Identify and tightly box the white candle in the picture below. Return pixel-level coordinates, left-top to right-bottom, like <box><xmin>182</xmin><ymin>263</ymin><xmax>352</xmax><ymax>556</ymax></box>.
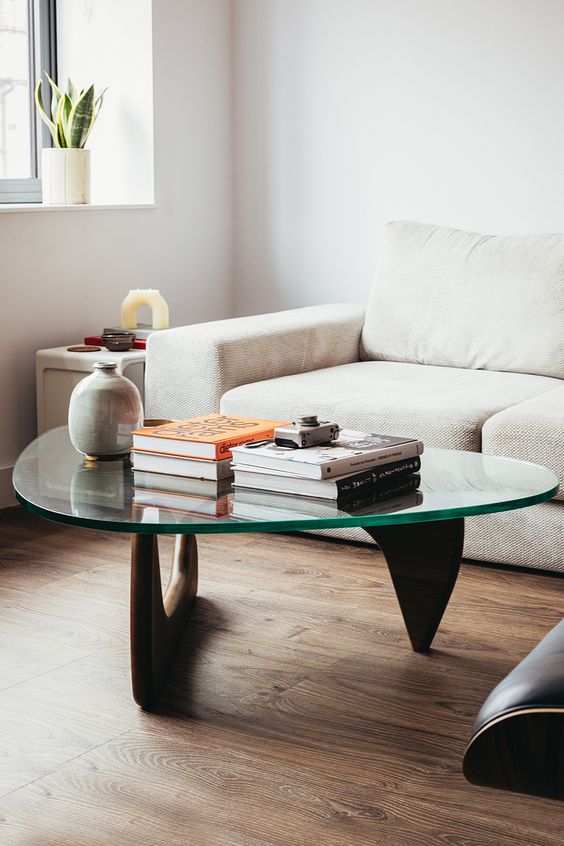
<box><xmin>120</xmin><ymin>289</ymin><xmax>170</xmax><ymax>330</ymax></box>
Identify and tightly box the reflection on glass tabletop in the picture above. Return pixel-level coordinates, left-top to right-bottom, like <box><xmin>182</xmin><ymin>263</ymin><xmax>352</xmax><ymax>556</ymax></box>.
<box><xmin>13</xmin><ymin>426</ymin><xmax>559</xmax><ymax>535</ymax></box>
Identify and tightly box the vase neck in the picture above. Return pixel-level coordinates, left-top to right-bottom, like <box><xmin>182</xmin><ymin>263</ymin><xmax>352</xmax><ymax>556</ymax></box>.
<box><xmin>93</xmin><ymin>361</ymin><xmax>118</xmax><ymax>376</ymax></box>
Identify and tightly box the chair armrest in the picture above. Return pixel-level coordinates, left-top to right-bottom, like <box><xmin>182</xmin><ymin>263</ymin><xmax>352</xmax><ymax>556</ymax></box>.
<box><xmin>482</xmin><ymin>385</ymin><xmax>564</xmax><ymax>501</ymax></box>
<box><xmin>145</xmin><ymin>303</ymin><xmax>365</xmax><ymax>419</ymax></box>
<box><xmin>463</xmin><ymin>618</ymin><xmax>564</xmax><ymax>799</ymax></box>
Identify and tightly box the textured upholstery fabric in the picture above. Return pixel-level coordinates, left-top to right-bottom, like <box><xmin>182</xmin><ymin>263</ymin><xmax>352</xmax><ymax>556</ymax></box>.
<box><xmin>145</xmin><ymin>303</ymin><xmax>365</xmax><ymax>420</ymax></box>
<box><xmin>305</xmin><ymin>500</ymin><xmax>564</xmax><ymax>574</ymax></box>
<box><xmin>482</xmin><ymin>385</ymin><xmax>564</xmax><ymax>501</ymax></box>
<box><xmin>464</xmin><ymin>501</ymin><xmax>564</xmax><ymax>572</ymax></box>
<box><xmin>361</xmin><ymin>221</ymin><xmax>564</xmax><ymax>378</ymax></box>
<box><xmin>221</xmin><ymin>360</ymin><xmax>561</xmax><ymax>451</ymax></box>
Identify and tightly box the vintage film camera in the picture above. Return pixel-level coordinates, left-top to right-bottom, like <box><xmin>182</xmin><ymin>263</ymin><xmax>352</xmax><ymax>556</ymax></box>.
<box><xmin>274</xmin><ymin>415</ymin><xmax>340</xmax><ymax>449</ymax></box>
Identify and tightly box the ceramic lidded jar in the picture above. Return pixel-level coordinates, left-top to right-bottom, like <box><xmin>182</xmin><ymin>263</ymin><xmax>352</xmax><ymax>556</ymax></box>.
<box><xmin>68</xmin><ymin>361</ymin><xmax>143</xmax><ymax>460</ymax></box>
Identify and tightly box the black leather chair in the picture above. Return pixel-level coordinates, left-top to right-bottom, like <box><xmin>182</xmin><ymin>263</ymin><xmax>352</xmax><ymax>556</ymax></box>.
<box><xmin>464</xmin><ymin>618</ymin><xmax>564</xmax><ymax>800</ymax></box>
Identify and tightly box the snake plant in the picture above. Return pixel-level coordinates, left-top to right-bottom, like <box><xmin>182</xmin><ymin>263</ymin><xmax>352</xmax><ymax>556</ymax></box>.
<box><xmin>35</xmin><ymin>74</ymin><xmax>107</xmax><ymax>148</ymax></box>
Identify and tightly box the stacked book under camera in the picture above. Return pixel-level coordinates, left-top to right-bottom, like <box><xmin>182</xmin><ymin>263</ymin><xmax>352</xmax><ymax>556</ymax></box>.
<box><xmin>230</xmin><ymin>430</ymin><xmax>424</xmax><ymax>517</ymax></box>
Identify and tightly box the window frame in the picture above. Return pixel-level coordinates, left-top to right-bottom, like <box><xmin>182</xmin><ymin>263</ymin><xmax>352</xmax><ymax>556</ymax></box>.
<box><xmin>0</xmin><ymin>0</ymin><xmax>57</xmax><ymax>203</ymax></box>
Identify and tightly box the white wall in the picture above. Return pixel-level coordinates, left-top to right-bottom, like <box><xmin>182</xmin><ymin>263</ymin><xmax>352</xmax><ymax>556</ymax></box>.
<box><xmin>233</xmin><ymin>0</ymin><xmax>564</xmax><ymax>314</ymax></box>
<box><xmin>56</xmin><ymin>0</ymin><xmax>154</xmax><ymax>205</ymax></box>
<box><xmin>0</xmin><ymin>0</ymin><xmax>232</xmax><ymax>507</ymax></box>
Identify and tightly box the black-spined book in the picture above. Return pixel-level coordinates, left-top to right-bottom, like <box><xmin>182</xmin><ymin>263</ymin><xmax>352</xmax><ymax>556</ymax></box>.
<box><xmin>232</xmin><ymin>455</ymin><xmax>421</xmax><ymax>500</ymax></box>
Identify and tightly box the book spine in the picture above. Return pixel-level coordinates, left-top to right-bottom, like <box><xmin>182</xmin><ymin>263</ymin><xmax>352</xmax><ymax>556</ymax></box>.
<box><xmin>339</xmin><ymin>474</ymin><xmax>420</xmax><ymax>509</ymax></box>
<box><xmin>319</xmin><ymin>440</ymin><xmax>423</xmax><ymax>480</ymax></box>
<box><xmin>333</xmin><ymin>456</ymin><xmax>421</xmax><ymax>496</ymax></box>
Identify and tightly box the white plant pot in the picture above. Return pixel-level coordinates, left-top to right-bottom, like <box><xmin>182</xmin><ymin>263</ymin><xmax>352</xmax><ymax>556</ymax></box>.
<box><xmin>41</xmin><ymin>148</ymin><xmax>91</xmax><ymax>205</ymax></box>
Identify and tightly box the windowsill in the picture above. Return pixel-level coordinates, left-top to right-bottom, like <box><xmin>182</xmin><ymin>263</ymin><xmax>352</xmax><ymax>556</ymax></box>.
<box><xmin>0</xmin><ymin>202</ymin><xmax>156</xmax><ymax>213</ymax></box>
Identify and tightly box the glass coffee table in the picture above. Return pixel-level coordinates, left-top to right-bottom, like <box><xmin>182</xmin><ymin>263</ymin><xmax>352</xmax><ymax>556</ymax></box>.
<box><xmin>13</xmin><ymin>426</ymin><xmax>558</xmax><ymax>710</ymax></box>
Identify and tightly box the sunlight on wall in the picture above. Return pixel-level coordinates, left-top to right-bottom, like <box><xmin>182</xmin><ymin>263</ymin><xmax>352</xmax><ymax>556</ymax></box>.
<box><xmin>56</xmin><ymin>0</ymin><xmax>154</xmax><ymax>204</ymax></box>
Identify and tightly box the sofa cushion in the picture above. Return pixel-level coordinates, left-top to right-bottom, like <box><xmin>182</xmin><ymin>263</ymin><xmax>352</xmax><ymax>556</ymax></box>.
<box><xmin>482</xmin><ymin>385</ymin><xmax>564</xmax><ymax>501</ymax></box>
<box><xmin>361</xmin><ymin>221</ymin><xmax>564</xmax><ymax>379</ymax></box>
<box><xmin>220</xmin><ymin>361</ymin><xmax>561</xmax><ymax>451</ymax></box>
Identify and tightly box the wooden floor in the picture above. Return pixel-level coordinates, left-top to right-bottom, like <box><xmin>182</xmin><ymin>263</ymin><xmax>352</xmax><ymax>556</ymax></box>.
<box><xmin>0</xmin><ymin>509</ymin><xmax>563</xmax><ymax>845</ymax></box>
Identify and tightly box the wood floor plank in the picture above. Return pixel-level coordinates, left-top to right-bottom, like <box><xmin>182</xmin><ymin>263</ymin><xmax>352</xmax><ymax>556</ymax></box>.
<box><xmin>0</xmin><ymin>508</ymin><xmax>563</xmax><ymax>844</ymax></box>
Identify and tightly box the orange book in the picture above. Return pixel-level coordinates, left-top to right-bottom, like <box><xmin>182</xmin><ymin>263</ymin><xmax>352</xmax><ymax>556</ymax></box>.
<box><xmin>132</xmin><ymin>413</ymin><xmax>289</xmax><ymax>461</ymax></box>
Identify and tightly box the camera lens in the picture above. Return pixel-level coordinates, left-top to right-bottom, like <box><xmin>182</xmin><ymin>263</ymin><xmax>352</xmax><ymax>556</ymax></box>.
<box><xmin>298</xmin><ymin>415</ymin><xmax>319</xmax><ymax>427</ymax></box>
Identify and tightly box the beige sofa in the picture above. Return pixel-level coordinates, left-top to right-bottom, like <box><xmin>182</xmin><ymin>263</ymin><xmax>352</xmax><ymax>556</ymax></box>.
<box><xmin>145</xmin><ymin>221</ymin><xmax>564</xmax><ymax>573</ymax></box>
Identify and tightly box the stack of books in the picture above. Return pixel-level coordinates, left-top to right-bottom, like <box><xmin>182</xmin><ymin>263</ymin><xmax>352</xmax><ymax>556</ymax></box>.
<box><xmin>231</xmin><ymin>431</ymin><xmax>424</xmax><ymax>503</ymax></box>
<box><xmin>131</xmin><ymin>413</ymin><xmax>288</xmax><ymax>514</ymax></box>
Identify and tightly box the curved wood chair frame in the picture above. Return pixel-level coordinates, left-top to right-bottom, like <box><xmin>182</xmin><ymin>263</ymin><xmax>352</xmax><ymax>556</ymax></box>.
<box><xmin>464</xmin><ymin>618</ymin><xmax>564</xmax><ymax>800</ymax></box>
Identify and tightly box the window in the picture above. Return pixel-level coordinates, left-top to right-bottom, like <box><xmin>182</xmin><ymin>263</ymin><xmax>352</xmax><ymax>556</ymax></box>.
<box><xmin>0</xmin><ymin>0</ymin><xmax>56</xmax><ymax>202</ymax></box>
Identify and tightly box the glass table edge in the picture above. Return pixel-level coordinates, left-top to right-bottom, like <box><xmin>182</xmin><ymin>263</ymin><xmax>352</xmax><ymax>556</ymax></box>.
<box><xmin>14</xmin><ymin>482</ymin><xmax>560</xmax><ymax>537</ymax></box>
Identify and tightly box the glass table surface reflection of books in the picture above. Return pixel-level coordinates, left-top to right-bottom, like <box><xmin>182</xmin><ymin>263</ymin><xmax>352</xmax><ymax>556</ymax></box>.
<box><xmin>12</xmin><ymin>426</ymin><xmax>559</xmax><ymax>710</ymax></box>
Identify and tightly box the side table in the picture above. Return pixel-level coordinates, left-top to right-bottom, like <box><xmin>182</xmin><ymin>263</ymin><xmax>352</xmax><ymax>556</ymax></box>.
<box><xmin>36</xmin><ymin>345</ymin><xmax>146</xmax><ymax>435</ymax></box>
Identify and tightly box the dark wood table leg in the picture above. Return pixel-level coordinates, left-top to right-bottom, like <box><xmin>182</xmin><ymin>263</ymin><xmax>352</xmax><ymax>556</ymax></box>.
<box><xmin>130</xmin><ymin>533</ymin><xmax>198</xmax><ymax>709</ymax></box>
<box><xmin>365</xmin><ymin>518</ymin><xmax>464</xmax><ymax>652</ymax></box>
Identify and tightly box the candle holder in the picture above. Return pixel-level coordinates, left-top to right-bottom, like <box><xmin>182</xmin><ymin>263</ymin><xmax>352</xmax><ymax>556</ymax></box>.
<box><xmin>121</xmin><ymin>289</ymin><xmax>170</xmax><ymax>331</ymax></box>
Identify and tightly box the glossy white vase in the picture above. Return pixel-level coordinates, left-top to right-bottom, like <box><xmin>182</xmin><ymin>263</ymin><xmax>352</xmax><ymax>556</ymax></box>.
<box><xmin>68</xmin><ymin>362</ymin><xmax>143</xmax><ymax>460</ymax></box>
<box><xmin>41</xmin><ymin>148</ymin><xmax>91</xmax><ymax>205</ymax></box>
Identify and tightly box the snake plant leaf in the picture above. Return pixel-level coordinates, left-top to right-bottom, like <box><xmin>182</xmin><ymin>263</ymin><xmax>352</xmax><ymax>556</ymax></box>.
<box><xmin>63</xmin><ymin>93</ymin><xmax>73</xmax><ymax>144</ymax></box>
<box><xmin>46</xmin><ymin>73</ymin><xmax>63</xmax><ymax>122</ymax></box>
<box><xmin>68</xmin><ymin>84</ymin><xmax>95</xmax><ymax>148</ymax></box>
<box><xmin>36</xmin><ymin>75</ymin><xmax>106</xmax><ymax>148</ymax></box>
<box><xmin>66</xmin><ymin>78</ymin><xmax>79</xmax><ymax>101</ymax></box>
<box><xmin>55</xmin><ymin>92</ymin><xmax>73</xmax><ymax>147</ymax></box>
<box><xmin>94</xmin><ymin>87</ymin><xmax>108</xmax><ymax>115</ymax></box>
<box><xmin>34</xmin><ymin>79</ymin><xmax>58</xmax><ymax>145</ymax></box>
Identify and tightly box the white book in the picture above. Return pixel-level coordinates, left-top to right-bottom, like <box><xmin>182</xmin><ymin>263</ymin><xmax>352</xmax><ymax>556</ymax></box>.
<box><xmin>131</xmin><ymin>450</ymin><xmax>233</xmax><ymax>481</ymax></box>
<box><xmin>230</xmin><ymin>430</ymin><xmax>423</xmax><ymax>480</ymax></box>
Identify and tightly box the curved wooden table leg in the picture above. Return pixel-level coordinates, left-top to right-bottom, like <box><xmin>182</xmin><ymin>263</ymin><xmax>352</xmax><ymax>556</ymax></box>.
<box><xmin>130</xmin><ymin>533</ymin><xmax>198</xmax><ymax>709</ymax></box>
<box><xmin>365</xmin><ymin>518</ymin><xmax>464</xmax><ymax>652</ymax></box>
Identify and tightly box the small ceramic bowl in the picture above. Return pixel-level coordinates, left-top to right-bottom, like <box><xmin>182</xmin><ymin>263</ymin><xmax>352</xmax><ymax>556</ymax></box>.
<box><xmin>101</xmin><ymin>331</ymin><xmax>136</xmax><ymax>352</ymax></box>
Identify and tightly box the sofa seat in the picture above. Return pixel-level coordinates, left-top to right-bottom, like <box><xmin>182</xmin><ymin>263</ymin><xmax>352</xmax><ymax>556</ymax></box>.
<box><xmin>221</xmin><ymin>360</ymin><xmax>562</xmax><ymax>451</ymax></box>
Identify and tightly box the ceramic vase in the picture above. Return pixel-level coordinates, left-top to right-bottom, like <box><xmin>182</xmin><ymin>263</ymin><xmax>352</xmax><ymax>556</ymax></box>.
<box><xmin>68</xmin><ymin>362</ymin><xmax>143</xmax><ymax>460</ymax></box>
<box><xmin>41</xmin><ymin>148</ymin><xmax>91</xmax><ymax>205</ymax></box>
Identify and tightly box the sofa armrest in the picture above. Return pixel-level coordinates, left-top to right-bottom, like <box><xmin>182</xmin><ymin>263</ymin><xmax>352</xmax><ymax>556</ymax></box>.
<box><xmin>482</xmin><ymin>385</ymin><xmax>564</xmax><ymax>501</ymax></box>
<box><xmin>145</xmin><ymin>303</ymin><xmax>365</xmax><ymax>419</ymax></box>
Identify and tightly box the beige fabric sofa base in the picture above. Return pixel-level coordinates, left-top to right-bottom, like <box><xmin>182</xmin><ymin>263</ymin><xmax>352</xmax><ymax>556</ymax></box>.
<box><xmin>302</xmin><ymin>502</ymin><xmax>564</xmax><ymax>574</ymax></box>
<box><xmin>220</xmin><ymin>372</ymin><xmax>564</xmax><ymax>574</ymax></box>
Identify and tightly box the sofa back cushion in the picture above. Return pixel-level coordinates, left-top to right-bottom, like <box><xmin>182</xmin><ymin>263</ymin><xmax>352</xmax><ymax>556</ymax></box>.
<box><xmin>361</xmin><ymin>221</ymin><xmax>564</xmax><ymax>378</ymax></box>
